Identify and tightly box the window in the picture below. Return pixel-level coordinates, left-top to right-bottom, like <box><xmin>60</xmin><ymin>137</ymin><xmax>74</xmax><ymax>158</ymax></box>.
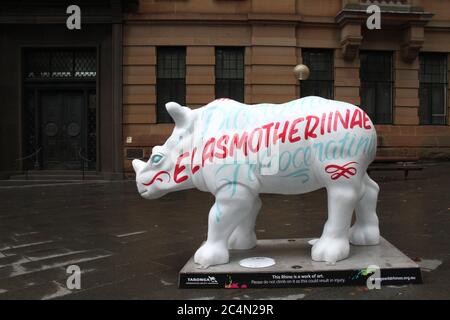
<box><xmin>215</xmin><ymin>47</ymin><xmax>244</xmax><ymax>102</ymax></box>
<box><xmin>360</xmin><ymin>51</ymin><xmax>393</xmax><ymax>124</ymax></box>
<box><xmin>300</xmin><ymin>49</ymin><xmax>334</xmax><ymax>99</ymax></box>
<box><xmin>24</xmin><ymin>48</ymin><xmax>96</xmax><ymax>79</ymax></box>
<box><xmin>156</xmin><ymin>47</ymin><xmax>186</xmax><ymax>123</ymax></box>
<box><xmin>419</xmin><ymin>53</ymin><xmax>448</xmax><ymax>125</ymax></box>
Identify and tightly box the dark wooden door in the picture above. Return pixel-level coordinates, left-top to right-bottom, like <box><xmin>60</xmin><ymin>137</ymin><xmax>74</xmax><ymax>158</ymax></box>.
<box><xmin>40</xmin><ymin>91</ymin><xmax>85</xmax><ymax>170</ymax></box>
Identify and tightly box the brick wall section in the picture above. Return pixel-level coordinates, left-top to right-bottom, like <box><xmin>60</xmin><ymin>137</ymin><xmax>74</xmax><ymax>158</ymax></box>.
<box><xmin>448</xmin><ymin>54</ymin><xmax>450</xmax><ymax>126</ymax></box>
<box><xmin>374</xmin><ymin>51</ymin><xmax>450</xmax><ymax>160</ymax></box>
<box><xmin>123</xmin><ymin>45</ymin><xmax>156</xmax><ymax>171</ymax></box>
<box><xmin>121</xmin><ymin>0</ymin><xmax>450</xmax><ymax>173</ymax></box>
<box><xmin>376</xmin><ymin>126</ymin><xmax>450</xmax><ymax>159</ymax></box>
<box><xmin>247</xmin><ymin>25</ymin><xmax>298</xmax><ymax>104</ymax></box>
<box><xmin>334</xmin><ymin>49</ymin><xmax>360</xmax><ymax>106</ymax></box>
<box><xmin>186</xmin><ymin>46</ymin><xmax>215</xmax><ymax>109</ymax></box>
<box><xmin>393</xmin><ymin>51</ymin><xmax>420</xmax><ymax>125</ymax></box>
<box><xmin>122</xmin><ymin>23</ymin><xmax>301</xmax><ymax>171</ymax></box>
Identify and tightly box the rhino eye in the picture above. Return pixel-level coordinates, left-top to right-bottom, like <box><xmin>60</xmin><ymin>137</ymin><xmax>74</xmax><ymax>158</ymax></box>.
<box><xmin>150</xmin><ymin>154</ymin><xmax>163</xmax><ymax>164</ymax></box>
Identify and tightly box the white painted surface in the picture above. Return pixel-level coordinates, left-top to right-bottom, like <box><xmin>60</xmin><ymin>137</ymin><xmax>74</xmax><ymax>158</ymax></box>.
<box><xmin>134</xmin><ymin>97</ymin><xmax>380</xmax><ymax>266</ymax></box>
<box><xmin>239</xmin><ymin>257</ymin><xmax>276</xmax><ymax>269</ymax></box>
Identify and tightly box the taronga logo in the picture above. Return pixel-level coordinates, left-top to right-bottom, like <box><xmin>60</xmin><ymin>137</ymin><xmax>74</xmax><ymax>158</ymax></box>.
<box><xmin>187</xmin><ymin>276</ymin><xmax>218</xmax><ymax>284</ymax></box>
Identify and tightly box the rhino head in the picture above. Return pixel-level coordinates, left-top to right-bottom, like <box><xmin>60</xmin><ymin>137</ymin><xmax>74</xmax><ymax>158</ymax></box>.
<box><xmin>132</xmin><ymin>102</ymin><xmax>195</xmax><ymax>200</ymax></box>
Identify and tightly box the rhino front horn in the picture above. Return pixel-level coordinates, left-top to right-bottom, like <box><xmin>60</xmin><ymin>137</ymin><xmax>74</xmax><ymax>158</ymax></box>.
<box><xmin>132</xmin><ymin>159</ymin><xmax>146</xmax><ymax>174</ymax></box>
<box><xmin>166</xmin><ymin>102</ymin><xmax>191</xmax><ymax>128</ymax></box>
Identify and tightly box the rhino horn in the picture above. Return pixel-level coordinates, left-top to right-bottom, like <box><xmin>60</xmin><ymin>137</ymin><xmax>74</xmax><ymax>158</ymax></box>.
<box><xmin>132</xmin><ymin>159</ymin><xmax>146</xmax><ymax>174</ymax></box>
<box><xmin>165</xmin><ymin>102</ymin><xmax>192</xmax><ymax>128</ymax></box>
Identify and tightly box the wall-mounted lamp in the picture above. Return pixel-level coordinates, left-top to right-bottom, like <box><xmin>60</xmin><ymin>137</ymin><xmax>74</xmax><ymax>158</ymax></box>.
<box><xmin>293</xmin><ymin>64</ymin><xmax>310</xmax><ymax>81</ymax></box>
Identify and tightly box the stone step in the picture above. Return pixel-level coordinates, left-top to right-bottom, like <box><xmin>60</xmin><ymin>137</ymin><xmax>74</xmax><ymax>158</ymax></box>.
<box><xmin>8</xmin><ymin>171</ymin><xmax>102</xmax><ymax>181</ymax></box>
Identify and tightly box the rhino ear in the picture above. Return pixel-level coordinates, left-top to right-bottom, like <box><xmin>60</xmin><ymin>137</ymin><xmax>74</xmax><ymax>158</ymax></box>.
<box><xmin>165</xmin><ymin>102</ymin><xmax>192</xmax><ymax>128</ymax></box>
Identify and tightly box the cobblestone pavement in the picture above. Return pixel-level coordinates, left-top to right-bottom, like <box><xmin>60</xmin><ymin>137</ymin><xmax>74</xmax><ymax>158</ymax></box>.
<box><xmin>0</xmin><ymin>163</ymin><xmax>449</xmax><ymax>299</ymax></box>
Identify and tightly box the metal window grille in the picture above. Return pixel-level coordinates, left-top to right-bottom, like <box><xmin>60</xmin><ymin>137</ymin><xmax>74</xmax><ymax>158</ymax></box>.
<box><xmin>24</xmin><ymin>49</ymin><xmax>96</xmax><ymax>80</ymax></box>
<box><xmin>360</xmin><ymin>51</ymin><xmax>393</xmax><ymax>124</ymax></box>
<box><xmin>300</xmin><ymin>49</ymin><xmax>334</xmax><ymax>99</ymax></box>
<box><xmin>156</xmin><ymin>47</ymin><xmax>186</xmax><ymax>123</ymax></box>
<box><xmin>215</xmin><ymin>47</ymin><xmax>245</xmax><ymax>102</ymax></box>
<box><xmin>419</xmin><ymin>53</ymin><xmax>448</xmax><ymax>125</ymax></box>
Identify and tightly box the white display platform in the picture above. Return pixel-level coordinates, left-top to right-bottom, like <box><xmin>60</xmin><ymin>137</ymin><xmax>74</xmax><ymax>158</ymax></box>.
<box><xmin>179</xmin><ymin>237</ymin><xmax>422</xmax><ymax>289</ymax></box>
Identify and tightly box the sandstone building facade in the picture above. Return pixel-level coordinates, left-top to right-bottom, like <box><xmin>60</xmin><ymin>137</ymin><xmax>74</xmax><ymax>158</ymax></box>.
<box><xmin>1</xmin><ymin>0</ymin><xmax>449</xmax><ymax>178</ymax></box>
<box><xmin>122</xmin><ymin>0</ymin><xmax>450</xmax><ymax>173</ymax></box>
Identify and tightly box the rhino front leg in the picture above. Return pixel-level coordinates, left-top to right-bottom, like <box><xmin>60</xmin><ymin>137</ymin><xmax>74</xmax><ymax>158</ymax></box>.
<box><xmin>312</xmin><ymin>183</ymin><xmax>360</xmax><ymax>264</ymax></box>
<box><xmin>194</xmin><ymin>185</ymin><xmax>258</xmax><ymax>268</ymax></box>
<box><xmin>228</xmin><ymin>197</ymin><xmax>261</xmax><ymax>250</ymax></box>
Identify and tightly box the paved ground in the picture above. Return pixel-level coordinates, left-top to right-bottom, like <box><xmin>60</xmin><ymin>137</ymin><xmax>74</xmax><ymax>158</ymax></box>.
<box><xmin>0</xmin><ymin>163</ymin><xmax>449</xmax><ymax>300</ymax></box>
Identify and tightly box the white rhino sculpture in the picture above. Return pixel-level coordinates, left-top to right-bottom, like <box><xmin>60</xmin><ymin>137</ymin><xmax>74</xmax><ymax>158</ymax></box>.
<box><xmin>133</xmin><ymin>96</ymin><xmax>380</xmax><ymax>267</ymax></box>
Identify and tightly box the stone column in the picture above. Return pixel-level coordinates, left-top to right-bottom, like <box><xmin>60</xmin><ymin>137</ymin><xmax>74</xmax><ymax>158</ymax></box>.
<box><xmin>393</xmin><ymin>50</ymin><xmax>420</xmax><ymax>125</ymax></box>
<box><xmin>334</xmin><ymin>48</ymin><xmax>361</xmax><ymax>106</ymax></box>
<box><xmin>186</xmin><ymin>46</ymin><xmax>215</xmax><ymax>109</ymax></box>
<box><xmin>248</xmin><ymin>24</ymin><xmax>298</xmax><ymax>104</ymax></box>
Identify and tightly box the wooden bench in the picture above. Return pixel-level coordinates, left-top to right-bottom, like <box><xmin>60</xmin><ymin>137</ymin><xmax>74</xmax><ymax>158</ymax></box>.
<box><xmin>368</xmin><ymin>156</ymin><xmax>424</xmax><ymax>180</ymax></box>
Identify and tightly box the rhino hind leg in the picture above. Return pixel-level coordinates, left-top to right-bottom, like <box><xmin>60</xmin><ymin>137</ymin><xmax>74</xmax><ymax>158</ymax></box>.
<box><xmin>349</xmin><ymin>173</ymin><xmax>380</xmax><ymax>246</ymax></box>
<box><xmin>228</xmin><ymin>197</ymin><xmax>261</xmax><ymax>250</ymax></box>
<box><xmin>312</xmin><ymin>181</ymin><xmax>362</xmax><ymax>264</ymax></box>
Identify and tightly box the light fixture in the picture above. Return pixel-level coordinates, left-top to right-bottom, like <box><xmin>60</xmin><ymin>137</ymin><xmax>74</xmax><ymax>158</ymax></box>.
<box><xmin>293</xmin><ymin>64</ymin><xmax>310</xmax><ymax>81</ymax></box>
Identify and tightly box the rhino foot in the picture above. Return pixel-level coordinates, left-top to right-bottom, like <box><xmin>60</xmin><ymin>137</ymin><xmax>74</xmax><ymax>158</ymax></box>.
<box><xmin>194</xmin><ymin>242</ymin><xmax>229</xmax><ymax>268</ymax></box>
<box><xmin>349</xmin><ymin>224</ymin><xmax>380</xmax><ymax>246</ymax></box>
<box><xmin>228</xmin><ymin>230</ymin><xmax>257</xmax><ymax>250</ymax></box>
<box><xmin>311</xmin><ymin>237</ymin><xmax>350</xmax><ymax>264</ymax></box>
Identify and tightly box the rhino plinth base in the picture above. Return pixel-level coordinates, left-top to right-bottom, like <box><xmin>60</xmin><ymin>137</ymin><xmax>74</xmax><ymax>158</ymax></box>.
<box><xmin>179</xmin><ymin>237</ymin><xmax>422</xmax><ymax>289</ymax></box>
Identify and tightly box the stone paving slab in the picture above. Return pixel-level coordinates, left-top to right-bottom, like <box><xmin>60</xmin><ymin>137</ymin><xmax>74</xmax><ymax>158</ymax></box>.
<box><xmin>0</xmin><ymin>164</ymin><xmax>448</xmax><ymax>299</ymax></box>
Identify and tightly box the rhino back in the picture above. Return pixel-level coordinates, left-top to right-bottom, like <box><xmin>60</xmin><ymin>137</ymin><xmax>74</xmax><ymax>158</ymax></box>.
<box><xmin>192</xmin><ymin>97</ymin><xmax>376</xmax><ymax>195</ymax></box>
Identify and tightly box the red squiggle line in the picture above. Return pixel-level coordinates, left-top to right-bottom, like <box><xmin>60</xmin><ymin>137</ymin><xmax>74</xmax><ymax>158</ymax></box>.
<box><xmin>325</xmin><ymin>162</ymin><xmax>358</xmax><ymax>180</ymax></box>
<box><xmin>142</xmin><ymin>171</ymin><xmax>171</xmax><ymax>186</ymax></box>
